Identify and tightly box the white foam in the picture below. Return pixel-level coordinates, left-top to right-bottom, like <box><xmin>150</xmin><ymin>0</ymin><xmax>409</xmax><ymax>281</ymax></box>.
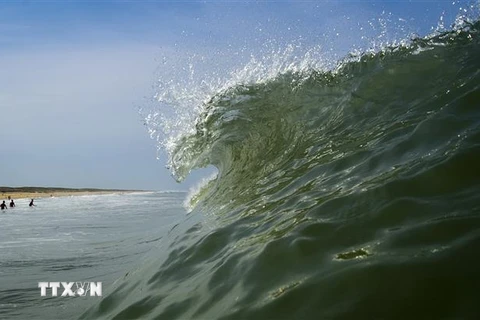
<box><xmin>183</xmin><ymin>170</ymin><xmax>218</xmax><ymax>213</ymax></box>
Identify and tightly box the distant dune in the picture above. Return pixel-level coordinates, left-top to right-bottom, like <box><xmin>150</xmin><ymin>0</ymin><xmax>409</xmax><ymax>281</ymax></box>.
<box><xmin>1</xmin><ymin>186</ymin><xmax>144</xmax><ymax>200</ymax></box>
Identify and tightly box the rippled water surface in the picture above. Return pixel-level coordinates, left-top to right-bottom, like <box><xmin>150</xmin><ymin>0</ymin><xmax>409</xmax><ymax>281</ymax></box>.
<box><xmin>0</xmin><ymin>192</ymin><xmax>185</xmax><ymax>319</ymax></box>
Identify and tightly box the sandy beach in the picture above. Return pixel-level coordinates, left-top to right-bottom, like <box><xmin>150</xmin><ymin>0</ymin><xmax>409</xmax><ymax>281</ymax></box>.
<box><xmin>0</xmin><ymin>187</ymin><xmax>141</xmax><ymax>201</ymax></box>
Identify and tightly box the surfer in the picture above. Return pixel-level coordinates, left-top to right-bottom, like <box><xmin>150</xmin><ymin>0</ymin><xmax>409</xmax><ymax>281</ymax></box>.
<box><xmin>29</xmin><ymin>199</ymin><xmax>35</xmax><ymax>207</ymax></box>
<box><xmin>0</xmin><ymin>201</ymin><xmax>7</xmax><ymax>210</ymax></box>
<box><xmin>9</xmin><ymin>199</ymin><xmax>15</xmax><ymax>207</ymax></box>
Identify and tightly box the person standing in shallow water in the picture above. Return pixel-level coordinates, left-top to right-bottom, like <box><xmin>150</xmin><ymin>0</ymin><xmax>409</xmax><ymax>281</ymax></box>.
<box><xmin>9</xmin><ymin>200</ymin><xmax>15</xmax><ymax>207</ymax></box>
<box><xmin>29</xmin><ymin>199</ymin><xmax>35</xmax><ymax>207</ymax></box>
<box><xmin>0</xmin><ymin>201</ymin><xmax>7</xmax><ymax>210</ymax></box>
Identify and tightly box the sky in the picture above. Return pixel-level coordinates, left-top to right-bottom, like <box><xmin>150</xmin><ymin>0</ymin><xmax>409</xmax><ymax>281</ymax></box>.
<box><xmin>0</xmin><ymin>0</ymin><xmax>470</xmax><ymax>191</ymax></box>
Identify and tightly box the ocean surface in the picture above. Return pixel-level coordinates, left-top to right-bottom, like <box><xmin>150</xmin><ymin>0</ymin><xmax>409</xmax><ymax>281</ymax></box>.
<box><xmin>0</xmin><ymin>192</ymin><xmax>185</xmax><ymax>319</ymax></box>
<box><xmin>2</xmin><ymin>18</ymin><xmax>480</xmax><ymax>320</ymax></box>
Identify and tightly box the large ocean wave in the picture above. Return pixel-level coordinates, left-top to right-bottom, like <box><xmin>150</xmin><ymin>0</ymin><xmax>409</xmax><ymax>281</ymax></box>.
<box><xmin>83</xmin><ymin>17</ymin><xmax>480</xmax><ymax>320</ymax></box>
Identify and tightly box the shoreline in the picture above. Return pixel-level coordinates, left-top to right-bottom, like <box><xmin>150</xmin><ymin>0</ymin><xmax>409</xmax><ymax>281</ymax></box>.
<box><xmin>1</xmin><ymin>187</ymin><xmax>146</xmax><ymax>201</ymax></box>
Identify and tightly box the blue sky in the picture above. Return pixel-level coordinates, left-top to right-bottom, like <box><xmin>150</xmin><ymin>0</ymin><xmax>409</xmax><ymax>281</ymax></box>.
<box><xmin>0</xmin><ymin>0</ymin><xmax>469</xmax><ymax>190</ymax></box>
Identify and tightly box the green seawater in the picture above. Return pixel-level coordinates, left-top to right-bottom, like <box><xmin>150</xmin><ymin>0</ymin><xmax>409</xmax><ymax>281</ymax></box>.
<box><xmin>83</xmin><ymin>22</ymin><xmax>480</xmax><ymax>319</ymax></box>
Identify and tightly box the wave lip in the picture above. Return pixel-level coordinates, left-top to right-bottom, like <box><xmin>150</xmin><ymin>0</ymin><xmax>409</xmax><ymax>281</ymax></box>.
<box><xmin>167</xmin><ymin>21</ymin><xmax>480</xmax><ymax>214</ymax></box>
